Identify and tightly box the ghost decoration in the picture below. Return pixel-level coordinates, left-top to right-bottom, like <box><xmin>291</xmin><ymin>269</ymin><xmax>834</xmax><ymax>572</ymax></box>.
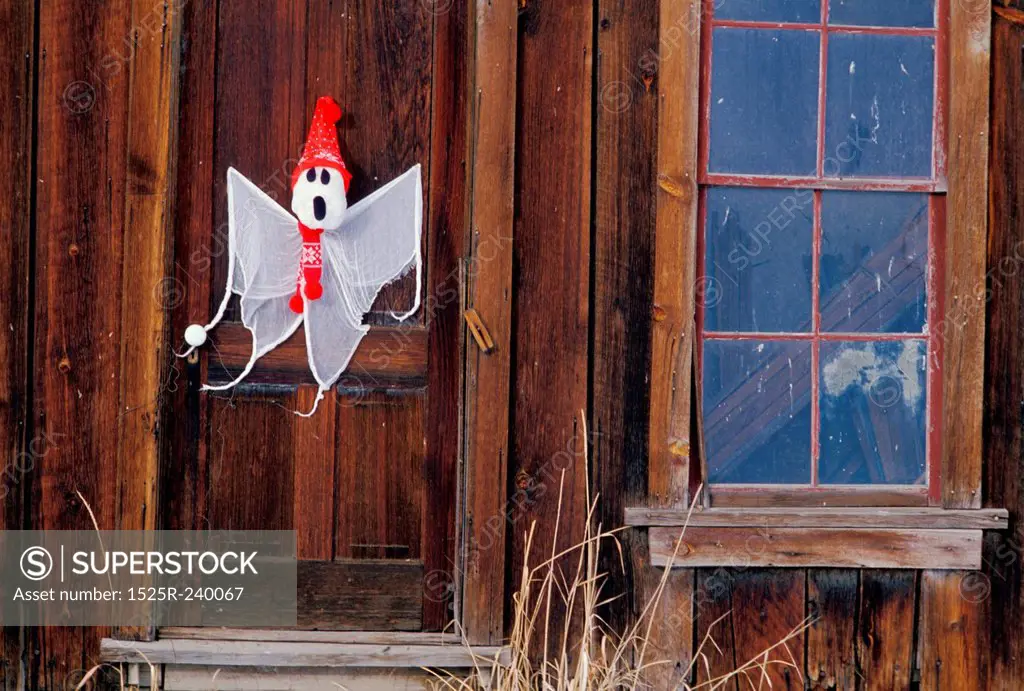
<box><xmin>178</xmin><ymin>96</ymin><xmax>423</xmax><ymax>416</ymax></box>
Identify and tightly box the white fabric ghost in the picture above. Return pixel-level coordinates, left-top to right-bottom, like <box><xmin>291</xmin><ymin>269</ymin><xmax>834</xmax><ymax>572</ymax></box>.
<box><xmin>178</xmin><ymin>164</ymin><xmax>423</xmax><ymax>416</ymax></box>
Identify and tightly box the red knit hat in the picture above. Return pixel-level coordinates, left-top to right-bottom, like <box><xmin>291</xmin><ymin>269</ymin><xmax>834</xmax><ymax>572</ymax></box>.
<box><xmin>292</xmin><ymin>96</ymin><xmax>353</xmax><ymax>192</ymax></box>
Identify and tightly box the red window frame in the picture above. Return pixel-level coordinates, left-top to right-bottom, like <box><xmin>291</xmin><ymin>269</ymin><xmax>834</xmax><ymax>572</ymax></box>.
<box><xmin>695</xmin><ymin>0</ymin><xmax>949</xmax><ymax>505</ymax></box>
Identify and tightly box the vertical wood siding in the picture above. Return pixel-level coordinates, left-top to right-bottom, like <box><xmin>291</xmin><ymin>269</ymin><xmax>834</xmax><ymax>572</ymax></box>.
<box><xmin>0</xmin><ymin>0</ymin><xmax>1022</xmax><ymax>688</ymax></box>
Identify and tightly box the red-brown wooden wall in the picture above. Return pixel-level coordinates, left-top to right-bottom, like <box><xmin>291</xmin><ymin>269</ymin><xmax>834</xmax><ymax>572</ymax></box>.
<box><xmin>1</xmin><ymin>1</ymin><xmax>1023</xmax><ymax>689</ymax></box>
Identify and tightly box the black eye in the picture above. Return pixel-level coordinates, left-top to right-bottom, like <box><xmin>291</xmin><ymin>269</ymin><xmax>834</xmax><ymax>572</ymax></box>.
<box><xmin>306</xmin><ymin>168</ymin><xmax>316</xmax><ymax>183</ymax></box>
<box><xmin>321</xmin><ymin>169</ymin><xmax>331</xmax><ymax>185</ymax></box>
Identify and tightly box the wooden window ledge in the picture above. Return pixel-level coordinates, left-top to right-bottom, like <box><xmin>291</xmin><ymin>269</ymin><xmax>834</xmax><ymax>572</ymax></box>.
<box><xmin>626</xmin><ymin>507</ymin><xmax>1009</xmax><ymax>570</ymax></box>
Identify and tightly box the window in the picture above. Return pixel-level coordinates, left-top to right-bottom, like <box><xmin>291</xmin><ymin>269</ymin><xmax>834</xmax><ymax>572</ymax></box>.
<box><xmin>696</xmin><ymin>0</ymin><xmax>946</xmax><ymax>504</ymax></box>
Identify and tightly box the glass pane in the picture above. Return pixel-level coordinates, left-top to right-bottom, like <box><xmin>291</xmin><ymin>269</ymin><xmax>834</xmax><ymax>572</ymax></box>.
<box><xmin>830</xmin><ymin>0</ymin><xmax>935</xmax><ymax>28</ymax></box>
<box><xmin>704</xmin><ymin>340</ymin><xmax>813</xmax><ymax>484</ymax></box>
<box><xmin>709</xmin><ymin>28</ymin><xmax>820</xmax><ymax>175</ymax></box>
<box><xmin>820</xmin><ymin>192</ymin><xmax>928</xmax><ymax>333</ymax></box>
<box><xmin>824</xmin><ymin>34</ymin><xmax>935</xmax><ymax>178</ymax></box>
<box><xmin>717</xmin><ymin>0</ymin><xmax>821</xmax><ymax>23</ymax></box>
<box><xmin>819</xmin><ymin>340</ymin><xmax>927</xmax><ymax>484</ymax></box>
<box><xmin>704</xmin><ymin>187</ymin><xmax>815</xmax><ymax>332</ymax></box>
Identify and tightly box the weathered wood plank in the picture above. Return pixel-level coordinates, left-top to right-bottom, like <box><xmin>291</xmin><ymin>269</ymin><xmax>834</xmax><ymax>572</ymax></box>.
<box><xmin>34</xmin><ymin>0</ymin><xmax>133</xmax><ymax>683</ymax></box>
<box><xmin>693</xmin><ymin>568</ymin><xmax>738</xmax><ymax>691</ymax></box>
<box><xmin>161</xmin><ymin>0</ymin><xmax>218</xmax><ymax>535</ymax></box>
<box><xmin>594</xmin><ymin>0</ymin><xmax>659</xmax><ymax>639</ymax></box>
<box><xmin>297</xmin><ymin>561</ymin><xmax>423</xmax><ymax>631</ymax></box>
<box><xmin>728</xmin><ymin>569</ymin><xmax>805</xmax><ymax>691</ymax></box>
<box><xmin>857</xmin><ymin>571</ymin><xmax>915</xmax><ymax>691</ymax></box>
<box><xmin>206</xmin><ymin>395</ymin><xmax>296</xmax><ymax>531</ymax></box>
<box><xmin>639</xmin><ymin>557</ymin><xmax>694</xmax><ymax>690</ymax></box>
<box><xmin>649</xmin><ymin>0</ymin><xmax>701</xmax><ymax>509</ymax></box>
<box><xmin>650</xmin><ymin>528</ymin><xmax>982</xmax><ymax>569</ymax></box>
<box><xmin>102</xmin><ymin>639</ymin><xmax>510</xmax><ymax>668</ymax></box>
<box><xmin>0</xmin><ymin>0</ymin><xmax>34</xmax><ymax>685</ymax></box>
<box><xmin>342</xmin><ymin>0</ymin><xmax>432</xmax><ymax>317</ymax></box>
<box><xmin>294</xmin><ymin>388</ymin><xmax>336</xmax><ymax>561</ymax></box>
<box><xmin>806</xmin><ymin>570</ymin><xmax>858</xmax><ymax>690</ymax></box>
<box><xmin>918</xmin><ymin>571</ymin><xmax>987</xmax><ymax>691</ymax></box>
<box><xmin>114</xmin><ymin>0</ymin><xmax>183</xmax><ymax>645</ymax></box>
<box><xmin>335</xmin><ymin>393</ymin><xmax>424</xmax><ymax>563</ymax></box>
<box><xmin>462</xmin><ymin>0</ymin><xmax>517</xmax><ymax>646</ymax></box>
<box><xmin>710</xmin><ymin>487</ymin><xmax>929</xmax><ymax>508</ymax></box>
<box><xmin>163</xmin><ymin>667</ymin><xmax>438</xmax><ymax>691</ymax></box>
<box><xmin>511</xmin><ymin>0</ymin><xmax>593</xmax><ymax>657</ymax></box>
<box><xmin>423</xmin><ymin>0</ymin><xmax>470</xmax><ymax>631</ymax></box>
<box><xmin>626</xmin><ymin>507</ymin><xmax>1009</xmax><ymax>530</ymax></box>
<box><xmin>942</xmin><ymin>0</ymin><xmax>991</xmax><ymax>508</ymax></box>
<box><xmin>208</xmin><ymin>324</ymin><xmax>428</xmax><ymax>388</ymax></box>
<box><xmin>984</xmin><ymin>12</ymin><xmax>1024</xmax><ymax>689</ymax></box>
<box><xmin>159</xmin><ymin>630</ymin><xmax>456</xmax><ymax>645</ymax></box>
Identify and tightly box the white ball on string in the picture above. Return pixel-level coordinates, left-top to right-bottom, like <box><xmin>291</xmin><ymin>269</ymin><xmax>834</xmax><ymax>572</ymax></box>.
<box><xmin>184</xmin><ymin>324</ymin><xmax>208</xmax><ymax>348</ymax></box>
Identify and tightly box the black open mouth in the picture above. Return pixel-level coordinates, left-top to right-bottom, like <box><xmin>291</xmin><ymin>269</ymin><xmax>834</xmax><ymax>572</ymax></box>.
<box><xmin>313</xmin><ymin>196</ymin><xmax>326</xmax><ymax>221</ymax></box>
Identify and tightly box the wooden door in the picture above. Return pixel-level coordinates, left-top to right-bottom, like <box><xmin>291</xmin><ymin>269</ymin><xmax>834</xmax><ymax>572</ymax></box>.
<box><xmin>162</xmin><ymin>0</ymin><xmax>467</xmax><ymax>632</ymax></box>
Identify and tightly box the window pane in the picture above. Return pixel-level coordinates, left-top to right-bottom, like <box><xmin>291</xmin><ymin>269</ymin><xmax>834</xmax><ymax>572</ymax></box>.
<box><xmin>819</xmin><ymin>340</ymin><xmax>927</xmax><ymax>484</ymax></box>
<box><xmin>704</xmin><ymin>187</ymin><xmax>814</xmax><ymax>332</ymax></box>
<box><xmin>704</xmin><ymin>340</ymin><xmax>813</xmax><ymax>484</ymax></box>
<box><xmin>820</xmin><ymin>192</ymin><xmax>928</xmax><ymax>333</ymax></box>
<box><xmin>709</xmin><ymin>28</ymin><xmax>820</xmax><ymax>175</ymax></box>
<box><xmin>830</xmin><ymin>0</ymin><xmax>935</xmax><ymax>28</ymax></box>
<box><xmin>824</xmin><ymin>34</ymin><xmax>935</xmax><ymax>178</ymax></box>
<box><xmin>716</xmin><ymin>0</ymin><xmax>821</xmax><ymax>23</ymax></box>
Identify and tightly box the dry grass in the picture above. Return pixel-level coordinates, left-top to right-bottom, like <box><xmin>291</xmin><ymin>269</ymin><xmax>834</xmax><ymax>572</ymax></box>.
<box><xmin>430</xmin><ymin>415</ymin><xmax>810</xmax><ymax>691</ymax></box>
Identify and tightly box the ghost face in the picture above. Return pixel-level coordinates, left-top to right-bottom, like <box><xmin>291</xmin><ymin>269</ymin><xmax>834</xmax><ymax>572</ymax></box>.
<box><xmin>291</xmin><ymin>165</ymin><xmax>348</xmax><ymax>230</ymax></box>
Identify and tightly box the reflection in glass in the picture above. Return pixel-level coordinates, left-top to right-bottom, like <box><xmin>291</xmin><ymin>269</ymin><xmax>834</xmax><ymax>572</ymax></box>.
<box><xmin>705</xmin><ymin>187</ymin><xmax>815</xmax><ymax>333</ymax></box>
<box><xmin>710</xmin><ymin>28</ymin><xmax>820</xmax><ymax>175</ymax></box>
<box><xmin>825</xmin><ymin>34</ymin><xmax>935</xmax><ymax>178</ymax></box>
<box><xmin>830</xmin><ymin>0</ymin><xmax>935</xmax><ymax>28</ymax></box>
<box><xmin>820</xmin><ymin>192</ymin><xmax>928</xmax><ymax>333</ymax></box>
<box><xmin>704</xmin><ymin>340</ymin><xmax>813</xmax><ymax>483</ymax></box>
<box><xmin>819</xmin><ymin>340</ymin><xmax>927</xmax><ymax>484</ymax></box>
<box><xmin>717</xmin><ymin>0</ymin><xmax>821</xmax><ymax>23</ymax></box>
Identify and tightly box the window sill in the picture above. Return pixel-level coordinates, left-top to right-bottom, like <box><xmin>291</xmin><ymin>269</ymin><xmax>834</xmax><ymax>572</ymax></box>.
<box><xmin>626</xmin><ymin>507</ymin><xmax>1008</xmax><ymax>570</ymax></box>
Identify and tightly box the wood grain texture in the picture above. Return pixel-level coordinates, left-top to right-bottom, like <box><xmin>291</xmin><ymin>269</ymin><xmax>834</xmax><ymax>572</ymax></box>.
<box><xmin>0</xmin><ymin>0</ymin><xmax>34</xmax><ymax>686</ymax></box>
<box><xmin>638</xmin><ymin>553</ymin><xmax>694</xmax><ymax>690</ymax></box>
<box><xmin>117</xmin><ymin>0</ymin><xmax>180</xmax><ymax>532</ymax></box>
<box><xmin>114</xmin><ymin>0</ymin><xmax>183</xmax><ymax>645</ymax></box>
<box><xmin>728</xmin><ymin>569</ymin><xmax>805</xmax><ymax>691</ymax></box>
<box><xmin>650</xmin><ymin>527</ymin><xmax>982</xmax><ymax>569</ymax></box>
<box><xmin>693</xmin><ymin>568</ymin><xmax>738</xmax><ymax>691</ymax></box>
<box><xmin>423</xmin><ymin>0</ymin><xmax>470</xmax><ymax>631</ymax></box>
<box><xmin>297</xmin><ymin>560</ymin><xmax>423</xmax><ymax>631</ymax></box>
<box><xmin>649</xmin><ymin>0</ymin><xmax>701</xmax><ymax>509</ymax></box>
<box><xmin>626</xmin><ymin>506</ymin><xmax>1009</xmax><ymax>530</ymax></box>
<box><xmin>159</xmin><ymin>630</ymin><xmax>457</xmax><ymax>645</ymax></box>
<box><xmin>208</xmin><ymin>324</ymin><xmax>428</xmax><ymax>387</ymax></box>
<box><xmin>942</xmin><ymin>0</ymin><xmax>991</xmax><ymax>509</ymax></box>
<box><xmin>33</xmin><ymin>0</ymin><xmax>133</xmax><ymax>683</ymax></box>
<box><xmin>341</xmin><ymin>0</ymin><xmax>432</xmax><ymax>317</ymax></box>
<box><xmin>511</xmin><ymin>0</ymin><xmax>593</xmax><ymax>656</ymax></box>
<box><xmin>163</xmin><ymin>667</ymin><xmax>439</xmax><ymax>691</ymax></box>
<box><xmin>206</xmin><ymin>394</ymin><xmax>296</xmax><ymax>531</ymax></box>
<box><xmin>161</xmin><ymin>0</ymin><xmax>218</xmax><ymax>535</ymax></box>
<box><xmin>857</xmin><ymin>571</ymin><xmax>916</xmax><ymax>691</ymax></box>
<box><xmin>984</xmin><ymin>13</ymin><xmax>1024</xmax><ymax>690</ymax></box>
<box><xmin>806</xmin><ymin>570</ymin><xmax>858</xmax><ymax>690</ymax></box>
<box><xmin>462</xmin><ymin>0</ymin><xmax>517</xmax><ymax>646</ymax></box>
<box><xmin>918</xmin><ymin>570</ymin><xmax>987</xmax><ymax>691</ymax></box>
<box><xmin>335</xmin><ymin>393</ymin><xmax>424</xmax><ymax>563</ymax></box>
<box><xmin>710</xmin><ymin>487</ymin><xmax>929</xmax><ymax>508</ymax></box>
<box><xmin>593</xmin><ymin>0</ymin><xmax>659</xmax><ymax>637</ymax></box>
<box><xmin>102</xmin><ymin>638</ymin><xmax>509</xmax><ymax>668</ymax></box>
<box><xmin>294</xmin><ymin>388</ymin><xmax>336</xmax><ymax>560</ymax></box>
